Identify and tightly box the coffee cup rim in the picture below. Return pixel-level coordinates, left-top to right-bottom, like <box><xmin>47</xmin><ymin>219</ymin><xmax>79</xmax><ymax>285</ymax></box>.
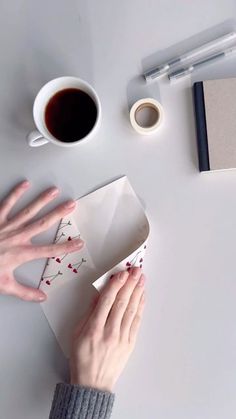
<box><xmin>33</xmin><ymin>76</ymin><xmax>101</xmax><ymax>147</ymax></box>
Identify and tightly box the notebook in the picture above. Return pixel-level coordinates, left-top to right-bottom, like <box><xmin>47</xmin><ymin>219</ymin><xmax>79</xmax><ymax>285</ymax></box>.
<box><xmin>193</xmin><ymin>78</ymin><xmax>236</xmax><ymax>172</ymax></box>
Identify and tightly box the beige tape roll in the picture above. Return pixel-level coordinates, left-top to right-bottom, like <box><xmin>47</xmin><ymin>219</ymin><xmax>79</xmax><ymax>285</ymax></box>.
<box><xmin>129</xmin><ymin>98</ymin><xmax>164</xmax><ymax>135</ymax></box>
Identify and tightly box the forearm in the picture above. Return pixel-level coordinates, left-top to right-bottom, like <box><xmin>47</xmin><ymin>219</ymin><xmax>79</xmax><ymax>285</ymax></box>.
<box><xmin>49</xmin><ymin>383</ymin><xmax>115</xmax><ymax>419</ymax></box>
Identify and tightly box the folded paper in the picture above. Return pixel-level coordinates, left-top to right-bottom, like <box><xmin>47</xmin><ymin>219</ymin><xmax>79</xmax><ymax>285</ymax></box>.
<box><xmin>40</xmin><ymin>176</ymin><xmax>150</xmax><ymax>356</ymax></box>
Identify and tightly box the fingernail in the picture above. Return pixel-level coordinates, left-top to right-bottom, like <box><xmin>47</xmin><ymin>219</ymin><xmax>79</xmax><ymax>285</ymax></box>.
<box><xmin>21</xmin><ymin>180</ymin><xmax>30</xmax><ymax>188</ymax></box>
<box><xmin>48</xmin><ymin>187</ymin><xmax>59</xmax><ymax>197</ymax></box>
<box><xmin>73</xmin><ymin>238</ymin><xmax>84</xmax><ymax>247</ymax></box>
<box><xmin>130</xmin><ymin>267</ymin><xmax>141</xmax><ymax>279</ymax></box>
<box><xmin>118</xmin><ymin>272</ymin><xmax>128</xmax><ymax>282</ymax></box>
<box><xmin>38</xmin><ymin>294</ymin><xmax>47</xmax><ymax>302</ymax></box>
<box><xmin>64</xmin><ymin>200</ymin><xmax>76</xmax><ymax>209</ymax></box>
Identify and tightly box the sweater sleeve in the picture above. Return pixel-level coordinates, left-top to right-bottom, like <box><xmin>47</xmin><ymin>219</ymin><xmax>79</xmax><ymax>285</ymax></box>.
<box><xmin>49</xmin><ymin>383</ymin><xmax>115</xmax><ymax>419</ymax></box>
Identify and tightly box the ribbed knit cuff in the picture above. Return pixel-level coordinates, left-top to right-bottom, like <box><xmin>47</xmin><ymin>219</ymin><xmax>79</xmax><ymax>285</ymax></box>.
<box><xmin>49</xmin><ymin>383</ymin><xmax>115</xmax><ymax>419</ymax></box>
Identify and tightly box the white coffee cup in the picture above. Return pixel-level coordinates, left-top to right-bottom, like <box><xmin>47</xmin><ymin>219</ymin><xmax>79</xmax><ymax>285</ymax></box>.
<box><xmin>27</xmin><ymin>76</ymin><xmax>101</xmax><ymax>147</ymax></box>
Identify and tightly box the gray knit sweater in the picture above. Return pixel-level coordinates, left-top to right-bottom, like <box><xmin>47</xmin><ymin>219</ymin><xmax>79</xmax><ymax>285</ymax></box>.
<box><xmin>49</xmin><ymin>383</ymin><xmax>115</xmax><ymax>419</ymax></box>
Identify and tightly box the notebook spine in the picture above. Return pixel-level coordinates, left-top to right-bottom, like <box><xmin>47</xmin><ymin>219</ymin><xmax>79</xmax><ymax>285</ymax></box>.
<box><xmin>193</xmin><ymin>82</ymin><xmax>210</xmax><ymax>172</ymax></box>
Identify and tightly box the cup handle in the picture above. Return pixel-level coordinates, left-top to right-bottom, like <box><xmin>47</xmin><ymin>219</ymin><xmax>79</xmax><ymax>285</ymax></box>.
<box><xmin>27</xmin><ymin>130</ymin><xmax>49</xmax><ymax>147</ymax></box>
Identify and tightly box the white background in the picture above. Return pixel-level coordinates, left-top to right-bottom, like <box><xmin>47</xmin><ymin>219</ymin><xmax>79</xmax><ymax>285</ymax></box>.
<box><xmin>0</xmin><ymin>1</ymin><xmax>236</xmax><ymax>418</ymax></box>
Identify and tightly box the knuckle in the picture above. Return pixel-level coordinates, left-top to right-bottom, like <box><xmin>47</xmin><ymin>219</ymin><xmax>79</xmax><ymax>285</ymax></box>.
<box><xmin>100</xmin><ymin>294</ymin><xmax>113</xmax><ymax>307</ymax></box>
<box><xmin>126</xmin><ymin>306</ymin><xmax>136</xmax><ymax>317</ymax></box>
<box><xmin>135</xmin><ymin>314</ymin><xmax>142</xmax><ymax>324</ymax></box>
<box><xmin>116</xmin><ymin>298</ymin><xmax>127</xmax><ymax>310</ymax></box>
<box><xmin>10</xmin><ymin>231</ymin><xmax>27</xmax><ymax>244</ymax></box>
<box><xmin>23</xmin><ymin>207</ymin><xmax>31</xmax><ymax>217</ymax></box>
<box><xmin>85</xmin><ymin>324</ymin><xmax>100</xmax><ymax>339</ymax></box>
<box><xmin>105</xmin><ymin>328</ymin><xmax>119</xmax><ymax>343</ymax></box>
<box><xmin>38</xmin><ymin>217</ymin><xmax>47</xmax><ymax>228</ymax></box>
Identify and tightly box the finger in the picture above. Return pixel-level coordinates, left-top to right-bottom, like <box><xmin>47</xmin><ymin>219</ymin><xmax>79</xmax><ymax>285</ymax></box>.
<box><xmin>105</xmin><ymin>268</ymin><xmax>143</xmax><ymax>333</ymax></box>
<box><xmin>21</xmin><ymin>238</ymin><xmax>84</xmax><ymax>262</ymax></box>
<box><xmin>0</xmin><ymin>180</ymin><xmax>30</xmax><ymax>223</ymax></box>
<box><xmin>129</xmin><ymin>291</ymin><xmax>145</xmax><ymax>345</ymax></box>
<box><xmin>8</xmin><ymin>186</ymin><xmax>59</xmax><ymax>229</ymax></box>
<box><xmin>3</xmin><ymin>280</ymin><xmax>46</xmax><ymax>302</ymax></box>
<box><xmin>23</xmin><ymin>200</ymin><xmax>77</xmax><ymax>239</ymax></box>
<box><xmin>120</xmin><ymin>274</ymin><xmax>145</xmax><ymax>339</ymax></box>
<box><xmin>87</xmin><ymin>271</ymin><xmax>129</xmax><ymax>330</ymax></box>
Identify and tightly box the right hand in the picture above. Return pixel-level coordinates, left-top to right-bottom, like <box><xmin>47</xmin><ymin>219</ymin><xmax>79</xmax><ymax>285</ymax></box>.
<box><xmin>70</xmin><ymin>267</ymin><xmax>146</xmax><ymax>392</ymax></box>
<box><xmin>0</xmin><ymin>180</ymin><xmax>84</xmax><ymax>302</ymax></box>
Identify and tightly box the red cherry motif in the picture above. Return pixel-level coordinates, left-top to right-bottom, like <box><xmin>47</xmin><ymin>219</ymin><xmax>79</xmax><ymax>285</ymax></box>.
<box><xmin>110</xmin><ymin>274</ymin><xmax>114</xmax><ymax>279</ymax></box>
<box><xmin>68</xmin><ymin>263</ymin><xmax>72</xmax><ymax>269</ymax></box>
<box><xmin>127</xmin><ymin>267</ymin><xmax>131</xmax><ymax>272</ymax></box>
<box><xmin>56</xmin><ymin>258</ymin><xmax>61</xmax><ymax>263</ymax></box>
<box><xmin>73</xmin><ymin>269</ymin><xmax>78</xmax><ymax>273</ymax></box>
<box><xmin>46</xmin><ymin>280</ymin><xmax>51</xmax><ymax>285</ymax></box>
<box><xmin>68</xmin><ymin>236</ymin><xmax>72</xmax><ymax>241</ymax></box>
<box><xmin>139</xmin><ymin>258</ymin><xmax>143</xmax><ymax>263</ymax></box>
<box><xmin>126</xmin><ymin>262</ymin><xmax>131</xmax><ymax>267</ymax></box>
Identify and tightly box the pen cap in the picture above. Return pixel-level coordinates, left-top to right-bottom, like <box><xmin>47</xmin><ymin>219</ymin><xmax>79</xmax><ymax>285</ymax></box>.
<box><xmin>144</xmin><ymin>64</ymin><xmax>169</xmax><ymax>81</ymax></box>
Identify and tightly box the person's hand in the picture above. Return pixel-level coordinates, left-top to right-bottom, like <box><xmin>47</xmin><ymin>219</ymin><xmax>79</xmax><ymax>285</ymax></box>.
<box><xmin>0</xmin><ymin>180</ymin><xmax>84</xmax><ymax>302</ymax></box>
<box><xmin>70</xmin><ymin>267</ymin><xmax>146</xmax><ymax>392</ymax></box>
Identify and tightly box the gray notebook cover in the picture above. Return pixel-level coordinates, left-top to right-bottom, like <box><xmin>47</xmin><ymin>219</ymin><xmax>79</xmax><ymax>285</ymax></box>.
<box><xmin>203</xmin><ymin>78</ymin><xmax>236</xmax><ymax>171</ymax></box>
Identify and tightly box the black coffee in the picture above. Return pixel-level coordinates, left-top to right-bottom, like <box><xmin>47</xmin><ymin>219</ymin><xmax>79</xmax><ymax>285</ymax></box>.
<box><xmin>45</xmin><ymin>88</ymin><xmax>97</xmax><ymax>142</ymax></box>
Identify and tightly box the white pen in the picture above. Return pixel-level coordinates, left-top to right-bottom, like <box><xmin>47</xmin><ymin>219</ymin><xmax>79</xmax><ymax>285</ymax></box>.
<box><xmin>144</xmin><ymin>31</ymin><xmax>236</xmax><ymax>82</ymax></box>
<box><xmin>168</xmin><ymin>45</ymin><xmax>236</xmax><ymax>81</ymax></box>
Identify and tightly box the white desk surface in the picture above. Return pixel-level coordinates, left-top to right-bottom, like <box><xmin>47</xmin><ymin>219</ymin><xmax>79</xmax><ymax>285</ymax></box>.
<box><xmin>1</xmin><ymin>1</ymin><xmax>236</xmax><ymax>418</ymax></box>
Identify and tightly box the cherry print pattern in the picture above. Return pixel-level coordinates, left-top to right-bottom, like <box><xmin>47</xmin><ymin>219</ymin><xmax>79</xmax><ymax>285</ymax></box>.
<box><xmin>40</xmin><ymin>218</ymin><xmax>84</xmax><ymax>287</ymax></box>
<box><xmin>57</xmin><ymin>220</ymin><xmax>72</xmax><ymax>231</ymax></box>
<box><xmin>55</xmin><ymin>253</ymin><xmax>68</xmax><ymax>263</ymax></box>
<box><xmin>68</xmin><ymin>234</ymin><xmax>80</xmax><ymax>241</ymax></box>
<box><xmin>126</xmin><ymin>250</ymin><xmax>142</xmax><ymax>271</ymax></box>
<box><xmin>41</xmin><ymin>270</ymin><xmax>63</xmax><ymax>286</ymax></box>
<box><xmin>125</xmin><ymin>244</ymin><xmax>147</xmax><ymax>271</ymax></box>
<box><xmin>55</xmin><ymin>232</ymin><xmax>65</xmax><ymax>244</ymax></box>
<box><xmin>68</xmin><ymin>258</ymin><xmax>87</xmax><ymax>274</ymax></box>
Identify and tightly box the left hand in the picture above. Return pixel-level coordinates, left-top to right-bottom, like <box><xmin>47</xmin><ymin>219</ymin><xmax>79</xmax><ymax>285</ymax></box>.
<box><xmin>0</xmin><ymin>180</ymin><xmax>84</xmax><ymax>302</ymax></box>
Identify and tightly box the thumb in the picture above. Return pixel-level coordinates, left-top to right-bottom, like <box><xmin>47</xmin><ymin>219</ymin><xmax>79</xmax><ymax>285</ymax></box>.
<box><xmin>9</xmin><ymin>281</ymin><xmax>47</xmax><ymax>302</ymax></box>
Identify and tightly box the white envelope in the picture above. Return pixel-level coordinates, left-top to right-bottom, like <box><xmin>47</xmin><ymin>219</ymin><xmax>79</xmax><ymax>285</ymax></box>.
<box><xmin>40</xmin><ymin>176</ymin><xmax>150</xmax><ymax>356</ymax></box>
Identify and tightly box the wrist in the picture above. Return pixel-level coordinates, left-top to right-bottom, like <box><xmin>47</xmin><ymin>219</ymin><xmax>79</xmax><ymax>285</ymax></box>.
<box><xmin>70</xmin><ymin>370</ymin><xmax>114</xmax><ymax>393</ymax></box>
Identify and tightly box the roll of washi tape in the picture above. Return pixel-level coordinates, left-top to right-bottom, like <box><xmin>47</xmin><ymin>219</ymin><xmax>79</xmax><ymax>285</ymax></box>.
<box><xmin>129</xmin><ymin>98</ymin><xmax>164</xmax><ymax>135</ymax></box>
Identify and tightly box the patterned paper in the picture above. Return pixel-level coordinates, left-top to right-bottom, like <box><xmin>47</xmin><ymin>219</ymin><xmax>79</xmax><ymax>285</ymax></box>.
<box><xmin>40</xmin><ymin>176</ymin><xmax>150</xmax><ymax>356</ymax></box>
